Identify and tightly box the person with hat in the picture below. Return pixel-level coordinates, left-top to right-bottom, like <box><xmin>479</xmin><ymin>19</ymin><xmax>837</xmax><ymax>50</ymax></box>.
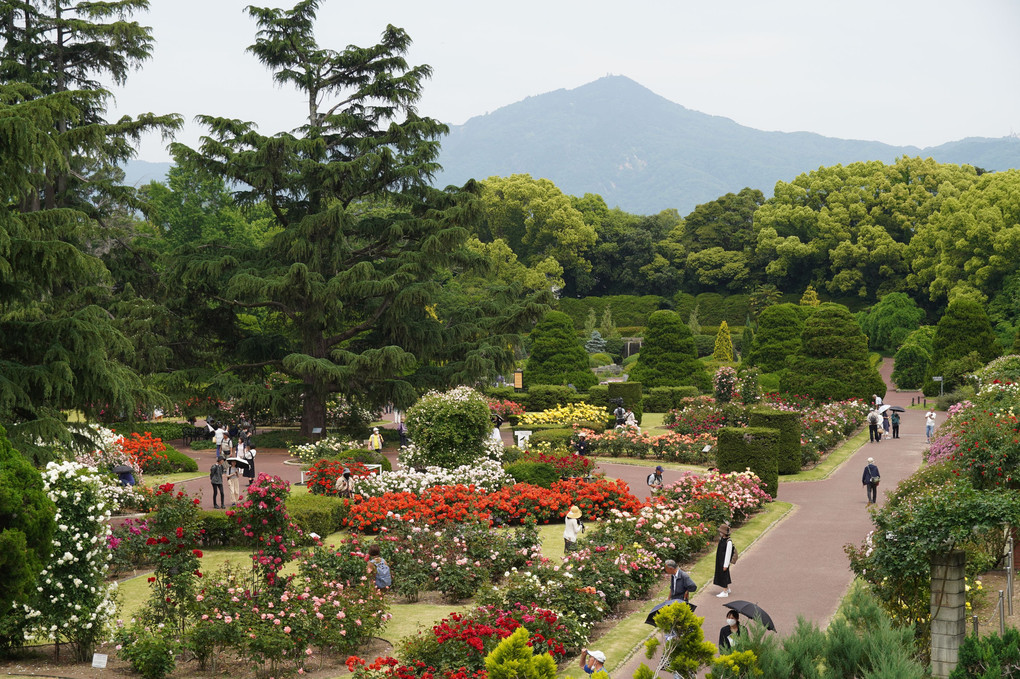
<box><xmin>862</xmin><ymin>457</ymin><xmax>880</xmax><ymax>506</ymax></box>
<box><xmin>564</xmin><ymin>505</ymin><xmax>584</xmax><ymax>552</ymax></box>
<box><xmin>713</xmin><ymin>522</ymin><xmax>734</xmax><ymax>598</ymax></box>
<box><xmin>368</xmin><ymin>427</ymin><xmax>384</xmax><ymax>453</ymax></box>
<box><xmin>579</xmin><ymin>649</ymin><xmax>609</xmax><ymax>679</ymax></box>
<box><xmin>574</xmin><ymin>431</ymin><xmax>590</xmax><ymax>456</ymax></box>
<box><xmin>647</xmin><ymin>465</ymin><xmax>665</xmax><ymax>491</ymax></box>
<box><xmin>337</xmin><ymin>467</ymin><xmax>356</xmax><ymax>499</ymax></box>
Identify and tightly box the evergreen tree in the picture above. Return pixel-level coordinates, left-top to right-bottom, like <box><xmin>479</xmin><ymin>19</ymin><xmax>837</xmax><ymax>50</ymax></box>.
<box><xmin>484</xmin><ymin>627</ymin><xmax>557</xmax><ymax>679</ymax></box>
<box><xmin>743</xmin><ymin>303</ymin><xmax>808</xmax><ymax>374</ymax></box>
<box><xmin>600</xmin><ymin>306</ymin><xmax>618</xmax><ymax>339</ymax></box>
<box><xmin>687</xmin><ymin>303</ymin><xmax>702</xmax><ymax>335</ymax></box>
<box><xmin>0</xmin><ymin>86</ymin><xmax>155</xmax><ymax>458</ymax></box>
<box><xmin>713</xmin><ymin>321</ymin><xmax>734</xmax><ymax>361</ymax></box>
<box><xmin>629</xmin><ymin>310</ymin><xmax>710</xmax><ymax>390</ymax></box>
<box><xmin>525</xmin><ymin>311</ymin><xmax>596</xmax><ymax>390</ymax></box>
<box><xmin>799</xmin><ymin>285</ymin><xmax>821</xmax><ymax>306</ymax></box>
<box><xmin>858</xmin><ymin>292</ymin><xmax>926</xmax><ymax>352</ymax></box>
<box><xmin>583</xmin><ymin>308</ymin><xmax>598</xmax><ymax>337</ymax></box>
<box><xmin>781</xmin><ymin>304</ymin><xmax>886</xmax><ymax>401</ymax></box>
<box><xmin>165</xmin><ymin>2</ymin><xmax>505</xmax><ymax>435</ymax></box>
<box><xmin>924</xmin><ymin>298</ymin><xmax>1000</xmax><ymax>396</ymax></box>
<box><xmin>1013</xmin><ymin>327</ymin><xmax>1020</xmax><ymax>355</ymax></box>
<box><xmin>585</xmin><ymin>330</ymin><xmax>607</xmax><ymax>354</ymax></box>
<box><xmin>0</xmin><ymin>425</ymin><xmax>56</xmax><ymax>651</ymax></box>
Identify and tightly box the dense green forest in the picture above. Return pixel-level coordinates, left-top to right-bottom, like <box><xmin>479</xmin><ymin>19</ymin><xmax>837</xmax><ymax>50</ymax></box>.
<box><xmin>3</xmin><ymin>0</ymin><xmax>1019</xmax><ymax>455</ymax></box>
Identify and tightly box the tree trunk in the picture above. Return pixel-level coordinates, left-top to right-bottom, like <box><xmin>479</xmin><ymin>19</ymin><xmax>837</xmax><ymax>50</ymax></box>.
<box><xmin>301</xmin><ymin>380</ymin><xmax>326</xmax><ymax>440</ymax></box>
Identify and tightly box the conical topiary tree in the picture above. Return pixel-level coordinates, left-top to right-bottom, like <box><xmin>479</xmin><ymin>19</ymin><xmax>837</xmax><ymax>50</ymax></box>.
<box><xmin>525</xmin><ymin>311</ymin><xmax>597</xmax><ymax>390</ymax></box>
<box><xmin>800</xmin><ymin>285</ymin><xmax>821</xmax><ymax>306</ymax></box>
<box><xmin>743</xmin><ymin>303</ymin><xmax>810</xmax><ymax>373</ymax></box>
<box><xmin>924</xmin><ymin>298</ymin><xmax>1000</xmax><ymax>396</ymax></box>
<box><xmin>713</xmin><ymin>321</ymin><xmax>734</xmax><ymax>361</ymax></box>
<box><xmin>629</xmin><ymin>310</ymin><xmax>710</xmax><ymax>391</ymax></box>
<box><xmin>781</xmin><ymin>303</ymin><xmax>886</xmax><ymax>401</ymax></box>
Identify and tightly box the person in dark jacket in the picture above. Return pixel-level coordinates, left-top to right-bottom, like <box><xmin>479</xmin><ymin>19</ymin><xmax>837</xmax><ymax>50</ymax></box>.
<box><xmin>891</xmin><ymin>411</ymin><xmax>901</xmax><ymax>439</ymax></box>
<box><xmin>664</xmin><ymin>559</ymin><xmax>696</xmax><ymax>602</ymax></box>
<box><xmin>714</xmin><ymin>523</ymin><xmax>734</xmax><ymax>597</ymax></box>
<box><xmin>862</xmin><ymin>457</ymin><xmax>880</xmax><ymax>506</ymax></box>
<box><xmin>574</xmin><ymin>431</ymin><xmax>590</xmax><ymax>456</ymax></box>
<box><xmin>719</xmin><ymin>611</ymin><xmax>741</xmax><ymax>652</ymax></box>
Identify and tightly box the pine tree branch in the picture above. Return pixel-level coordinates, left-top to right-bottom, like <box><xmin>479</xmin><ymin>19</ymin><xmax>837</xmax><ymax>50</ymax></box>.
<box><xmin>324</xmin><ymin>295</ymin><xmax>392</xmax><ymax>346</ymax></box>
<box><xmin>222</xmin><ymin>359</ymin><xmax>282</xmax><ymax>372</ymax></box>
<box><xmin>211</xmin><ymin>295</ymin><xmax>295</xmax><ymax>321</ymax></box>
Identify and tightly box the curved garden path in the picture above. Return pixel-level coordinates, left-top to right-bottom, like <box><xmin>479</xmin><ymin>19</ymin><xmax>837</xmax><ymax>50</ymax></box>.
<box><xmin>163</xmin><ymin>360</ymin><xmax>935</xmax><ymax>677</ymax></box>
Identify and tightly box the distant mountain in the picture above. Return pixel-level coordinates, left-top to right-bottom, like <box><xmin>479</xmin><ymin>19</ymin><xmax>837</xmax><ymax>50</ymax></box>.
<box><xmin>123</xmin><ymin>159</ymin><xmax>172</xmax><ymax>187</ymax></box>
<box><xmin>434</xmin><ymin>75</ymin><xmax>1020</xmax><ymax>215</ymax></box>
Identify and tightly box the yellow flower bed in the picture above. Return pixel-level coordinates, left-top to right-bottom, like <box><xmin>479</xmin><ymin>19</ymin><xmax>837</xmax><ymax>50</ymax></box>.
<box><xmin>520</xmin><ymin>402</ymin><xmax>607</xmax><ymax>425</ymax></box>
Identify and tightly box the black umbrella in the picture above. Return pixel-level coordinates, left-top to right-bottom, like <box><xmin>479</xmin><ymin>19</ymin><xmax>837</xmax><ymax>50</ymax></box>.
<box><xmin>111</xmin><ymin>464</ymin><xmax>133</xmax><ymax>473</ymax></box>
<box><xmin>225</xmin><ymin>456</ymin><xmax>250</xmax><ymax>467</ymax></box>
<box><xmin>722</xmin><ymin>600</ymin><xmax>776</xmax><ymax>631</ymax></box>
<box><xmin>888</xmin><ymin>405</ymin><xmax>906</xmax><ymax>412</ymax></box>
<box><xmin>644</xmin><ymin>599</ymin><xmax>696</xmax><ymax>626</ymax></box>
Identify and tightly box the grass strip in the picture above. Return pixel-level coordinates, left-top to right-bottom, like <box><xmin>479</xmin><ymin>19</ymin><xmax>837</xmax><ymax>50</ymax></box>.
<box><xmin>780</xmin><ymin>428</ymin><xmax>869</xmax><ymax>483</ymax></box>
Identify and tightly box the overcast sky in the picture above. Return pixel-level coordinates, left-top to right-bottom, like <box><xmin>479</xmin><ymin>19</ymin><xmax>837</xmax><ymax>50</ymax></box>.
<box><xmin>111</xmin><ymin>0</ymin><xmax>1020</xmax><ymax>162</ymax></box>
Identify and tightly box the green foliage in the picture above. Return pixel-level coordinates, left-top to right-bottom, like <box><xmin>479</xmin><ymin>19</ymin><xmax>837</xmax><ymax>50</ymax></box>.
<box><xmin>891</xmin><ymin>343</ymin><xmax>932</xmax><ymax>390</ymax></box>
<box><xmin>112</xmin><ymin>422</ymin><xmax>190</xmax><ymax>442</ymax></box>
<box><xmin>748</xmin><ymin>409</ymin><xmax>801</xmax><ymax>475</ymax></box>
<box><xmin>526</xmin><ymin>385</ymin><xmax>586</xmax><ymax>411</ymax></box>
<box><xmin>585</xmin><ymin>331</ymin><xmax>608</xmax><ymax>354</ymax></box>
<box><xmin>643</xmin><ymin>386</ymin><xmax>702</xmax><ymax>413</ymax></box>
<box><xmin>858</xmin><ymin>292</ymin><xmax>926</xmax><ymax>351</ymax></box>
<box><xmin>285</xmin><ymin>493</ymin><xmax>349</xmax><ymax>538</ymax></box>
<box><xmin>949</xmin><ymin>628</ymin><xmax>1020</xmax><ymax>679</ymax></box>
<box><xmin>781</xmin><ymin>304</ymin><xmax>886</xmax><ymax>402</ymax></box>
<box><xmin>799</xmin><ymin>285</ymin><xmax>821</xmax><ymax>307</ymax></box>
<box><xmin>716</xmin><ymin>427</ymin><xmax>779</xmax><ymax>498</ymax></box>
<box><xmin>556</xmin><ymin>295</ymin><xmax>667</xmax><ymax>330</ymax></box>
<box><xmin>743</xmin><ymin>304</ymin><xmax>807</xmax><ymax>374</ymax></box>
<box><xmin>405</xmin><ymin>387</ymin><xmax>493</xmax><ymax>469</ymax></box>
<box><xmin>0</xmin><ymin>426</ymin><xmax>56</xmax><ymax>651</ymax></box>
<box><xmin>115</xmin><ymin>624</ymin><xmax>179</xmax><ymax>679</ymax></box>
<box><xmin>609</xmin><ymin>382</ymin><xmax>644</xmax><ymax>424</ymax></box>
<box><xmin>505</xmin><ymin>462</ymin><xmax>560</xmax><ymax>488</ymax></box>
<box><xmin>924</xmin><ymin>298</ymin><xmax>1000</xmax><ymax>395</ymax></box>
<box><xmin>525</xmin><ymin>311</ymin><xmax>598</xmax><ymax>390</ymax></box>
<box><xmin>629</xmin><ymin>310</ymin><xmax>710</xmax><ymax>390</ymax></box>
<box><xmin>527</xmin><ymin>429</ymin><xmax>578</xmax><ymax>449</ymax></box>
<box><xmin>586</xmin><ymin>385</ymin><xmax>610</xmax><ymax>410</ymax></box>
<box><xmin>144</xmin><ymin>445</ymin><xmax>199</xmax><ymax>474</ymax></box>
<box><xmin>329</xmin><ymin>448</ymin><xmax>393</xmax><ymax>473</ymax></box>
<box><xmin>485</xmin><ymin>627</ymin><xmax>558</xmax><ymax>679</ymax></box>
<box><xmin>714</xmin><ymin>321</ymin><xmax>735</xmax><ymax>361</ymax></box>
<box><xmin>588</xmin><ymin>352</ymin><xmax>614</xmax><ymax>367</ymax></box>
<box><xmin>639</xmin><ymin>601</ymin><xmax>716</xmax><ymax>679</ymax></box>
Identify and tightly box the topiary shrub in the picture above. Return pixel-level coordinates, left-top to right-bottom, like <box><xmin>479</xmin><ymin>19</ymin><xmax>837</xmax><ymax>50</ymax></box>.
<box><xmin>0</xmin><ymin>425</ymin><xmax>56</xmax><ymax>652</ymax></box>
<box><xmin>405</xmin><ymin>386</ymin><xmax>493</xmax><ymax>468</ymax></box>
<box><xmin>197</xmin><ymin>511</ymin><xmax>240</xmax><ymax>547</ymax></box>
<box><xmin>748</xmin><ymin>409</ymin><xmax>801</xmax><ymax>474</ymax></box>
<box><xmin>643</xmin><ymin>386</ymin><xmax>701</xmax><ymax>413</ymax></box>
<box><xmin>781</xmin><ymin>303</ymin><xmax>886</xmax><ymax>402</ymax></box>
<box><xmin>629</xmin><ymin>310</ymin><xmax>710</xmax><ymax>391</ymax></box>
<box><xmin>286</xmin><ymin>493</ymin><xmax>349</xmax><ymax>539</ymax></box>
<box><xmin>609</xmin><ymin>382</ymin><xmax>643</xmax><ymax>424</ymax></box>
<box><xmin>743</xmin><ymin>303</ymin><xmax>807</xmax><ymax>373</ymax></box>
<box><xmin>504</xmin><ymin>462</ymin><xmax>559</xmax><ymax>488</ymax></box>
<box><xmin>525</xmin><ymin>311</ymin><xmax>598</xmax><ymax>390</ymax></box>
<box><xmin>924</xmin><ymin>298</ymin><xmax>1000</xmax><ymax>396</ymax></box>
<box><xmin>526</xmin><ymin>385</ymin><xmax>585</xmax><ymax>411</ymax></box>
<box><xmin>587</xmin><ymin>385</ymin><xmax>610</xmax><ymax>410</ymax></box>
<box><xmin>716</xmin><ymin>426</ymin><xmax>779</xmax><ymax>498</ymax></box>
<box><xmin>527</xmin><ymin>429</ymin><xmax>576</xmax><ymax>449</ymax></box>
<box><xmin>713</xmin><ymin>321</ymin><xmax>734</xmax><ymax>361</ymax></box>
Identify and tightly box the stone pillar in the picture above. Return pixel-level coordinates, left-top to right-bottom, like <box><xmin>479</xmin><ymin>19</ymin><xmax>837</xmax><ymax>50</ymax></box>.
<box><xmin>931</xmin><ymin>550</ymin><xmax>967</xmax><ymax>678</ymax></box>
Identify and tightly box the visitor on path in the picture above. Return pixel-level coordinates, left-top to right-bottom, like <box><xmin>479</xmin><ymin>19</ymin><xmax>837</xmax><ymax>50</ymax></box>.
<box><xmin>873</xmin><ymin>394</ymin><xmax>883</xmax><ymax>407</ymax></box>
<box><xmin>368</xmin><ymin>427</ymin><xmax>384</xmax><ymax>452</ymax></box>
<box><xmin>647</xmin><ymin>465</ymin><xmax>665</xmax><ymax>491</ymax></box>
<box><xmin>862</xmin><ymin>457</ymin><xmax>880</xmax><ymax>506</ymax></box>
<box><xmin>664</xmin><ymin>559</ymin><xmax>696</xmax><ymax>602</ymax></box>
<box><xmin>613</xmin><ymin>404</ymin><xmax>626</xmax><ymax>428</ymax></box>
<box><xmin>579</xmin><ymin>649</ymin><xmax>609</xmax><ymax>679</ymax></box>
<box><xmin>337</xmin><ymin>467</ymin><xmax>356</xmax><ymax>499</ymax></box>
<box><xmin>882</xmin><ymin>412</ymin><xmax>891</xmax><ymax>438</ymax></box>
<box><xmin>243</xmin><ymin>446</ymin><xmax>256</xmax><ymax>486</ymax></box>
<box><xmin>867</xmin><ymin>408</ymin><xmax>881</xmax><ymax>443</ymax></box>
<box><xmin>891</xmin><ymin>411</ymin><xmax>900</xmax><ymax>439</ymax></box>
<box><xmin>214</xmin><ymin>424</ymin><xmax>227</xmax><ymax>457</ymax></box>
<box><xmin>718</xmin><ymin>612</ymin><xmax>741</xmax><ymax>652</ymax></box>
<box><xmin>574</xmin><ymin>431</ymin><xmax>590</xmax><ymax>456</ymax></box>
<box><xmin>564</xmin><ymin>505</ymin><xmax>584</xmax><ymax>552</ymax></box>
<box><xmin>367</xmin><ymin>545</ymin><xmax>391</xmax><ymax>590</ymax></box>
<box><xmin>925</xmin><ymin>408</ymin><xmax>937</xmax><ymax>442</ymax></box>
<box><xmin>491</xmin><ymin>415</ymin><xmax>503</xmax><ymax>442</ymax></box>
<box><xmin>209</xmin><ymin>456</ymin><xmax>226</xmax><ymax>509</ymax></box>
<box><xmin>226</xmin><ymin>459</ymin><xmax>241</xmax><ymax>506</ymax></box>
<box><xmin>397</xmin><ymin>420</ymin><xmax>408</xmax><ymax>448</ymax></box>
<box><xmin>714</xmin><ymin>523</ymin><xmax>734</xmax><ymax>597</ymax></box>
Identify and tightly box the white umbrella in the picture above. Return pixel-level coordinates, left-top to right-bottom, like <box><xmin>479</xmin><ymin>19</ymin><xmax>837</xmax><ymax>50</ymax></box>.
<box><xmin>878</xmin><ymin>404</ymin><xmax>891</xmax><ymax>413</ymax></box>
<box><xmin>225</xmin><ymin>457</ymin><xmax>250</xmax><ymax>467</ymax></box>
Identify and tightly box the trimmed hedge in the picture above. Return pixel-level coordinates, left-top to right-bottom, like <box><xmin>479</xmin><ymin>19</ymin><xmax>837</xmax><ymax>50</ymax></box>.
<box><xmin>748</xmin><ymin>409</ymin><xmax>801</xmax><ymax>474</ymax></box>
<box><xmin>525</xmin><ymin>385</ymin><xmax>586</xmax><ymax>411</ymax></box>
<box><xmin>504</xmin><ymin>462</ymin><xmax>559</xmax><ymax>488</ymax></box>
<box><xmin>143</xmin><ymin>444</ymin><xmax>198</xmax><ymax>474</ymax></box>
<box><xmin>587</xmin><ymin>385</ymin><xmax>610</xmax><ymax>410</ymax></box>
<box><xmin>287</xmin><ymin>492</ymin><xmax>349</xmax><ymax>538</ymax></box>
<box><xmin>642</xmin><ymin>386</ymin><xmax>701</xmax><ymax>413</ymax></box>
<box><xmin>251</xmin><ymin>430</ymin><xmax>309</xmax><ymax>449</ymax></box>
<box><xmin>197</xmin><ymin>511</ymin><xmax>239</xmax><ymax>547</ymax></box>
<box><xmin>527</xmin><ymin>428</ymin><xmax>576</xmax><ymax>448</ymax></box>
<box><xmin>609</xmin><ymin>382</ymin><xmax>643</xmax><ymax>424</ymax></box>
<box><xmin>716</xmin><ymin>426</ymin><xmax>780</xmax><ymax>498</ymax></box>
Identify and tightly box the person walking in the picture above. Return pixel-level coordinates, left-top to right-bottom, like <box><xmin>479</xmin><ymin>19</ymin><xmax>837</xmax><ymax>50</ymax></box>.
<box><xmin>862</xmin><ymin>457</ymin><xmax>880</xmax><ymax>506</ymax></box>
<box><xmin>891</xmin><ymin>411</ymin><xmax>901</xmax><ymax>439</ymax></box>
<box><xmin>226</xmin><ymin>458</ymin><xmax>241</xmax><ymax>506</ymax></box>
<box><xmin>368</xmin><ymin>427</ymin><xmax>384</xmax><ymax>453</ymax></box>
<box><xmin>867</xmin><ymin>407</ymin><xmax>881</xmax><ymax>443</ymax></box>
<box><xmin>564</xmin><ymin>505</ymin><xmax>583</xmax><ymax>552</ymax></box>
<box><xmin>209</xmin><ymin>455</ymin><xmax>226</xmax><ymax>509</ymax></box>
<box><xmin>882</xmin><ymin>412</ymin><xmax>891</xmax><ymax>438</ymax></box>
<box><xmin>243</xmin><ymin>445</ymin><xmax>256</xmax><ymax>487</ymax></box>
<box><xmin>397</xmin><ymin>420</ymin><xmax>408</xmax><ymax>448</ymax></box>
<box><xmin>925</xmin><ymin>408</ymin><xmax>937</xmax><ymax>442</ymax></box>
<box><xmin>714</xmin><ymin>523</ymin><xmax>734</xmax><ymax>597</ymax></box>
<box><xmin>213</xmin><ymin>424</ymin><xmax>227</xmax><ymax>458</ymax></box>
<box><xmin>664</xmin><ymin>559</ymin><xmax>696</xmax><ymax>602</ymax></box>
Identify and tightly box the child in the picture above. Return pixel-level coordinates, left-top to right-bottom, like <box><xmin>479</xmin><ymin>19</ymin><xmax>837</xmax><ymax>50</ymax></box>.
<box><xmin>367</xmin><ymin>545</ymin><xmax>391</xmax><ymax>590</ymax></box>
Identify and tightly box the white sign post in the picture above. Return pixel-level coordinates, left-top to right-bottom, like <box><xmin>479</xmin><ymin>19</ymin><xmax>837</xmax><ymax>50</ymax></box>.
<box><xmin>92</xmin><ymin>653</ymin><xmax>108</xmax><ymax>669</ymax></box>
<box><xmin>515</xmin><ymin>430</ymin><xmax>533</xmax><ymax>448</ymax></box>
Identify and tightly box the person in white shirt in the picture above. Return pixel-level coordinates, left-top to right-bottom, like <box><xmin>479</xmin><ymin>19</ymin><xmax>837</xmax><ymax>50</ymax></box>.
<box><xmin>925</xmin><ymin>408</ymin><xmax>937</xmax><ymax>442</ymax></box>
<box><xmin>564</xmin><ymin>505</ymin><xmax>583</xmax><ymax>552</ymax></box>
<box><xmin>214</xmin><ymin>425</ymin><xmax>226</xmax><ymax>457</ymax></box>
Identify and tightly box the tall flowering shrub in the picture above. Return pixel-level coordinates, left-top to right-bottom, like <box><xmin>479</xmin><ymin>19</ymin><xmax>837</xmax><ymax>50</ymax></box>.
<box><xmin>143</xmin><ymin>483</ymin><xmax>204</xmax><ymax>634</ymax></box>
<box><xmin>291</xmin><ymin>435</ymin><xmax>361</xmax><ymax>464</ymax></box>
<box><xmin>585</xmin><ymin>428</ymin><xmax>716</xmax><ymax>463</ymax></box>
<box><xmin>25</xmin><ymin>461</ymin><xmax>120</xmax><ymax>660</ymax></box>
<box><xmin>405</xmin><ymin>387</ymin><xmax>494</xmax><ymax>468</ymax></box>
<box><xmin>713</xmin><ymin>366</ymin><xmax>737</xmax><ymax>402</ymax></box>
<box><xmin>227</xmin><ymin>474</ymin><xmax>304</xmax><ymax>591</ymax></box>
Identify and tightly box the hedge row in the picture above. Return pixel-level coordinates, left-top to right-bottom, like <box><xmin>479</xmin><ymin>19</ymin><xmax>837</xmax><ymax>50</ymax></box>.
<box><xmin>196</xmin><ymin>492</ymin><xmax>350</xmax><ymax>547</ymax></box>
<box><xmin>487</xmin><ymin>382</ymin><xmax>705</xmax><ymax>415</ymax></box>
<box><xmin>716</xmin><ymin>426</ymin><xmax>780</xmax><ymax>497</ymax></box>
